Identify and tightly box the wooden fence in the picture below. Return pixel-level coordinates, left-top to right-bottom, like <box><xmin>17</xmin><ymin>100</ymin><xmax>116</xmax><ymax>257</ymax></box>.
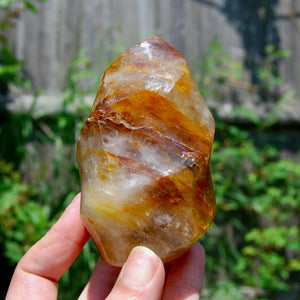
<box><xmin>6</xmin><ymin>0</ymin><xmax>300</xmax><ymax>122</ymax></box>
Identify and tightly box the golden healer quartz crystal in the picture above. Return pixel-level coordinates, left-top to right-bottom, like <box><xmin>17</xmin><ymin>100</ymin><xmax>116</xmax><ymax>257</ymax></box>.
<box><xmin>77</xmin><ymin>36</ymin><xmax>216</xmax><ymax>266</ymax></box>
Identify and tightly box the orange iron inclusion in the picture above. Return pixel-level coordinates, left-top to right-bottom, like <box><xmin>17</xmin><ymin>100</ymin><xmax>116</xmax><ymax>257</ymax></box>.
<box><xmin>77</xmin><ymin>36</ymin><xmax>215</xmax><ymax>267</ymax></box>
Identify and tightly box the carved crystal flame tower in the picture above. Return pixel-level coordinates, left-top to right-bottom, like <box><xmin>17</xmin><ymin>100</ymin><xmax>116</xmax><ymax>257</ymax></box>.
<box><xmin>77</xmin><ymin>36</ymin><xmax>215</xmax><ymax>267</ymax></box>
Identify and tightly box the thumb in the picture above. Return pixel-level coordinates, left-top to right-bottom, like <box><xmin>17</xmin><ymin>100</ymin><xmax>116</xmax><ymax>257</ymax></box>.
<box><xmin>106</xmin><ymin>246</ymin><xmax>165</xmax><ymax>300</ymax></box>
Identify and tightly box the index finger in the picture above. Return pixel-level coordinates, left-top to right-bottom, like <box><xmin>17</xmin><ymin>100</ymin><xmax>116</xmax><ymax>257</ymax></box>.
<box><xmin>6</xmin><ymin>193</ymin><xmax>90</xmax><ymax>300</ymax></box>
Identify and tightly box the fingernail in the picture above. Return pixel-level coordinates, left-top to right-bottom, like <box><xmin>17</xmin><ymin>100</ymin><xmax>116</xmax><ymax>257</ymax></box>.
<box><xmin>119</xmin><ymin>246</ymin><xmax>158</xmax><ymax>288</ymax></box>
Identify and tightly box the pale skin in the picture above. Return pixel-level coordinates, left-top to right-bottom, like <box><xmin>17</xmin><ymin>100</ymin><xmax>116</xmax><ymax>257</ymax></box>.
<box><xmin>6</xmin><ymin>193</ymin><xmax>205</xmax><ymax>300</ymax></box>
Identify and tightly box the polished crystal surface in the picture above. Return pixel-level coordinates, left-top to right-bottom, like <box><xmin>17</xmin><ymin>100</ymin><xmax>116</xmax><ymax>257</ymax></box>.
<box><xmin>77</xmin><ymin>36</ymin><xmax>215</xmax><ymax>266</ymax></box>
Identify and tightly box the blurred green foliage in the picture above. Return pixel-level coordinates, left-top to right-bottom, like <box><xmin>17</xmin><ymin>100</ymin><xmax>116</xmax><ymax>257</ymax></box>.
<box><xmin>0</xmin><ymin>14</ymin><xmax>300</xmax><ymax>299</ymax></box>
<box><xmin>194</xmin><ymin>36</ymin><xmax>243</xmax><ymax>99</ymax></box>
<box><xmin>199</xmin><ymin>39</ymin><xmax>300</xmax><ymax>299</ymax></box>
<box><xmin>0</xmin><ymin>160</ymin><xmax>50</xmax><ymax>264</ymax></box>
<box><xmin>202</xmin><ymin>122</ymin><xmax>300</xmax><ymax>298</ymax></box>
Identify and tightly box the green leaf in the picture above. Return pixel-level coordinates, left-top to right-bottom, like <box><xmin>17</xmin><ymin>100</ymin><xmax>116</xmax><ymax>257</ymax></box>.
<box><xmin>288</xmin><ymin>259</ymin><xmax>300</xmax><ymax>271</ymax></box>
<box><xmin>4</xmin><ymin>241</ymin><xmax>24</xmax><ymax>264</ymax></box>
<box><xmin>242</xmin><ymin>245</ymin><xmax>258</xmax><ymax>256</ymax></box>
<box><xmin>232</xmin><ymin>107</ymin><xmax>260</xmax><ymax>124</ymax></box>
<box><xmin>23</xmin><ymin>1</ymin><xmax>37</xmax><ymax>12</ymax></box>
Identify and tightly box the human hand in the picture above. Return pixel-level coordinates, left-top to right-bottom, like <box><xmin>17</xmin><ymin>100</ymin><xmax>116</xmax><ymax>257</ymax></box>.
<box><xmin>6</xmin><ymin>193</ymin><xmax>205</xmax><ymax>300</ymax></box>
